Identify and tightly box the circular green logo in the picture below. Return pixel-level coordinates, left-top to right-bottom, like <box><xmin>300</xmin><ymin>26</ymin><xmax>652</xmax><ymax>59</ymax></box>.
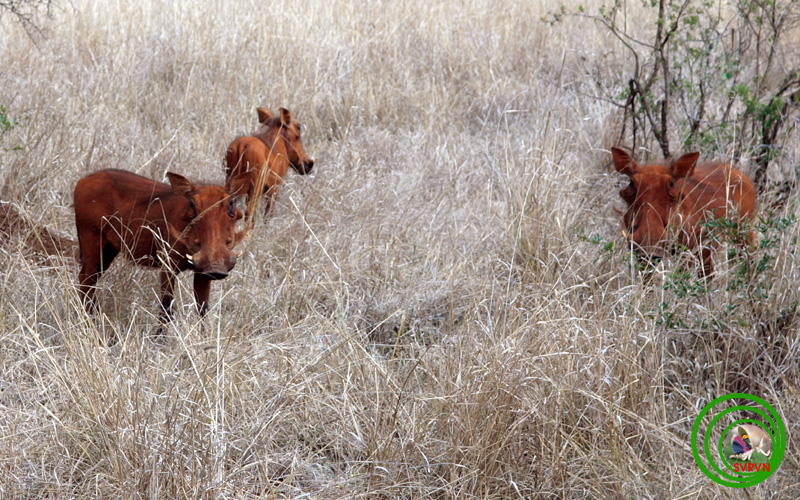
<box><xmin>691</xmin><ymin>393</ymin><xmax>785</xmax><ymax>487</ymax></box>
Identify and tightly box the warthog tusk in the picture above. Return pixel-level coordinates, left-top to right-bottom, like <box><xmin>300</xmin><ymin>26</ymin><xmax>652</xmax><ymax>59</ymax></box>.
<box><xmin>621</xmin><ymin>230</ymin><xmax>628</xmax><ymax>239</ymax></box>
<box><xmin>185</xmin><ymin>253</ymin><xmax>194</xmax><ymax>262</ymax></box>
<box><xmin>235</xmin><ymin>251</ymin><xmax>243</xmax><ymax>257</ymax></box>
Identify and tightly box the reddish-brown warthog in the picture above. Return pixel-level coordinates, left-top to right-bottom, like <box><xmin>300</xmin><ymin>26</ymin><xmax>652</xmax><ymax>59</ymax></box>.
<box><xmin>74</xmin><ymin>169</ymin><xmax>254</xmax><ymax>318</ymax></box>
<box><xmin>225</xmin><ymin>107</ymin><xmax>314</xmax><ymax>219</ymax></box>
<box><xmin>611</xmin><ymin>147</ymin><xmax>757</xmax><ymax>278</ymax></box>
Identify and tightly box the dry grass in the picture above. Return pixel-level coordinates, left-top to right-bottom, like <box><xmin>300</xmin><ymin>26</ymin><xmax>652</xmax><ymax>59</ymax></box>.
<box><xmin>0</xmin><ymin>0</ymin><xmax>798</xmax><ymax>498</ymax></box>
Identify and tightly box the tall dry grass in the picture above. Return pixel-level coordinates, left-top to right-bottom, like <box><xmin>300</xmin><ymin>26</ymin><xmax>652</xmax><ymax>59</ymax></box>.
<box><xmin>0</xmin><ymin>0</ymin><xmax>798</xmax><ymax>498</ymax></box>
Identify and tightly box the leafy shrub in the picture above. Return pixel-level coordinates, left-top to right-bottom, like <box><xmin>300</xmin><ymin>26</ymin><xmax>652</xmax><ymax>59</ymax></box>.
<box><xmin>547</xmin><ymin>0</ymin><xmax>800</xmax><ymax>192</ymax></box>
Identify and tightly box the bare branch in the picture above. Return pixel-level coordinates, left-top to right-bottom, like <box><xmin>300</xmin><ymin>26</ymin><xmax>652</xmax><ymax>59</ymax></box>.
<box><xmin>0</xmin><ymin>0</ymin><xmax>54</xmax><ymax>38</ymax></box>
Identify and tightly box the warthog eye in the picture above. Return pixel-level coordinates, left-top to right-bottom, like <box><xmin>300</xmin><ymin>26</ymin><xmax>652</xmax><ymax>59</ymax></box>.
<box><xmin>228</xmin><ymin>199</ymin><xmax>235</xmax><ymax>218</ymax></box>
<box><xmin>188</xmin><ymin>200</ymin><xmax>198</xmax><ymax>218</ymax></box>
<box><xmin>668</xmin><ymin>180</ymin><xmax>678</xmax><ymax>200</ymax></box>
<box><xmin>620</xmin><ymin>182</ymin><xmax>636</xmax><ymax>204</ymax></box>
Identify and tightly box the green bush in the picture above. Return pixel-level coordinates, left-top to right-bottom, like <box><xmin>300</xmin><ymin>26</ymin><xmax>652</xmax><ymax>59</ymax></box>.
<box><xmin>547</xmin><ymin>0</ymin><xmax>800</xmax><ymax>191</ymax></box>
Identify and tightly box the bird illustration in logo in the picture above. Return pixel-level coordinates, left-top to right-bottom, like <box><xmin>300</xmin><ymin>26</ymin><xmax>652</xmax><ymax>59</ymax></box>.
<box><xmin>729</xmin><ymin>424</ymin><xmax>772</xmax><ymax>461</ymax></box>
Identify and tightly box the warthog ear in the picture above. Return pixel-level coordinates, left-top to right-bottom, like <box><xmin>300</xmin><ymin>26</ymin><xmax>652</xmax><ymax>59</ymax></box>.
<box><xmin>167</xmin><ymin>172</ymin><xmax>197</xmax><ymax>198</ymax></box>
<box><xmin>611</xmin><ymin>147</ymin><xmax>638</xmax><ymax>177</ymax></box>
<box><xmin>279</xmin><ymin>107</ymin><xmax>292</xmax><ymax>126</ymax></box>
<box><xmin>671</xmin><ymin>152</ymin><xmax>700</xmax><ymax>179</ymax></box>
<box><xmin>226</xmin><ymin>170</ymin><xmax>256</xmax><ymax>198</ymax></box>
<box><xmin>256</xmin><ymin>107</ymin><xmax>273</xmax><ymax>124</ymax></box>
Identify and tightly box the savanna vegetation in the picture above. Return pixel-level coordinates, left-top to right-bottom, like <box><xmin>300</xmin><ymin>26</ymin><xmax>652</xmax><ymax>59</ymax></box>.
<box><xmin>0</xmin><ymin>0</ymin><xmax>798</xmax><ymax>497</ymax></box>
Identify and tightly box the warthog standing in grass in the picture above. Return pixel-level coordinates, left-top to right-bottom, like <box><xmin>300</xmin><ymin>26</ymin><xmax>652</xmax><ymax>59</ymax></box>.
<box><xmin>611</xmin><ymin>147</ymin><xmax>757</xmax><ymax>278</ymax></box>
<box><xmin>225</xmin><ymin>107</ymin><xmax>314</xmax><ymax>220</ymax></box>
<box><xmin>74</xmin><ymin>169</ymin><xmax>254</xmax><ymax>318</ymax></box>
